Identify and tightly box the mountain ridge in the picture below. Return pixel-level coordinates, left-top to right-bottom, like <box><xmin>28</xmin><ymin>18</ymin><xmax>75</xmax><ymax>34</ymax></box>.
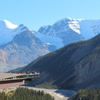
<box><xmin>0</xmin><ymin>28</ymin><xmax>50</xmax><ymax>72</ymax></box>
<box><xmin>34</xmin><ymin>17</ymin><xmax>100</xmax><ymax>49</ymax></box>
<box><xmin>17</xmin><ymin>33</ymin><xmax>100</xmax><ymax>90</ymax></box>
<box><xmin>1</xmin><ymin>17</ymin><xmax>100</xmax><ymax>74</ymax></box>
<box><xmin>1</xmin><ymin>18</ymin><xmax>100</xmax><ymax>49</ymax></box>
<box><xmin>0</xmin><ymin>20</ymin><xmax>28</xmax><ymax>45</ymax></box>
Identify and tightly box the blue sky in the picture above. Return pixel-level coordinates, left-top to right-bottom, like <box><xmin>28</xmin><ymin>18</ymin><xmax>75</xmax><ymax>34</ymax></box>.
<box><xmin>0</xmin><ymin>0</ymin><xmax>100</xmax><ymax>30</ymax></box>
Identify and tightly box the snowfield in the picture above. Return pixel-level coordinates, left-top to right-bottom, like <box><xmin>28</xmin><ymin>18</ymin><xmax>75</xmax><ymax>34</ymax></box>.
<box><xmin>1</xmin><ymin>17</ymin><xmax>100</xmax><ymax>49</ymax></box>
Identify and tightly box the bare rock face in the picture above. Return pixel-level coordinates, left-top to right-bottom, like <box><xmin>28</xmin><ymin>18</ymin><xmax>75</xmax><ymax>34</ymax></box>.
<box><xmin>73</xmin><ymin>52</ymin><xmax>100</xmax><ymax>90</ymax></box>
<box><xmin>0</xmin><ymin>29</ymin><xmax>50</xmax><ymax>72</ymax></box>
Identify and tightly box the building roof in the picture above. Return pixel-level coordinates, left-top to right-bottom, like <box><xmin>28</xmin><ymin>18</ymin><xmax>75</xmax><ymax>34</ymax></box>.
<box><xmin>0</xmin><ymin>73</ymin><xmax>25</xmax><ymax>79</ymax></box>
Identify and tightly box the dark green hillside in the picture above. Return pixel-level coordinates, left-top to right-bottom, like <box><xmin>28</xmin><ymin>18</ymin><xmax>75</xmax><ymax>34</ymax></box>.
<box><xmin>19</xmin><ymin>34</ymin><xmax>100</xmax><ymax>90</ymax></box>
<box><xmin>71</xmin><ymin>88</ymin><xmax>100</xmax><ymax>100</ymax></box>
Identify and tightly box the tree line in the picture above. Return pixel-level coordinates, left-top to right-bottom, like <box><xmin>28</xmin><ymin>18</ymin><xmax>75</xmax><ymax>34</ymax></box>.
<box><xmin>0</xmin><ymin>87</ymin><xmax>54</xmax><ymax>100</ymax></box>
<box><xmin>72</xmin><ymin>88</ymin><xmax>100</xmax><ymax>100</ymax></box>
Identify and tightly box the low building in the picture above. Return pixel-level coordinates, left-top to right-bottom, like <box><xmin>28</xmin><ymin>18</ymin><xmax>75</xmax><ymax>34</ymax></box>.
<box><xmin>0</xmin><ymin>72</ymin><xmax>40</xmax><ymax>89</ymax></box>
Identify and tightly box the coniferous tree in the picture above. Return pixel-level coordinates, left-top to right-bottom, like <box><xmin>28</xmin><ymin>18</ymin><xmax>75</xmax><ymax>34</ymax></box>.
<box><xmin>0</xmin><ymin>87</ymin><xmax>54</xmax><ymax>100</ymax></box>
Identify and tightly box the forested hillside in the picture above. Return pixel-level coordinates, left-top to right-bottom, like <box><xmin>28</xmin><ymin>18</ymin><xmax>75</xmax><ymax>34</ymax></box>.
<box><xmin>0</xmin><ymin>87</ymin><xmax>54</xmax><ymax>100</ymax></box>
<box><xmin>71</xmin><ymin>88</ymin><xmax>100</xmax><ymax>100</ymax></box>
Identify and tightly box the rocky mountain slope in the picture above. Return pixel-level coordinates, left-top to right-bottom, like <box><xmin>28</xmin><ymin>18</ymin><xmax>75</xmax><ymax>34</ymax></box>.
<box><xmin>0</xmin><ymin>26</ymin><xmax>50</xmax><ymax>72</ymax></box>
<box><xmin>18</xmin><ymin>33</ymin><xmax>100</xmax><ymax>90</ymax></box>
<box><xmin>34</xmin><ymin>17</ymin><xmax>100</xmax><ymax>49</ymax></box>
<box><xmin>1</xmin><ymin>18</ymin><xmax>100</xmax><ymax>73</ymax></box>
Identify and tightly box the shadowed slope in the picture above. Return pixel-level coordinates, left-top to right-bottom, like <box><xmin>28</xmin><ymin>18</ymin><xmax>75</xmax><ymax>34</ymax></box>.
<box><xmin>15</xmin><ymin>33</ymin><xmax>100</xmax><ymax>90</ymax></box>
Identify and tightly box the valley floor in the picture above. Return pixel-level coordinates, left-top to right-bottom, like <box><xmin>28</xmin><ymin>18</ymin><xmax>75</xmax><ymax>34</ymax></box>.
<box><xmin>9</xmin><ymin>86</ymin><xmax>75</xmax><ymax>100</ymax></box>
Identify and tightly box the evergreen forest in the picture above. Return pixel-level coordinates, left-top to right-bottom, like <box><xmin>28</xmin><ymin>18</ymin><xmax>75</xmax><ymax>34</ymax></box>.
<box><xmin>0</xmin><ymin>87</ymin><xmax>54</xmax><ymax>100</ymax></box>
<box><xmin>72</xmin><ymin>88</ymin><xmax>100</xmax><ymax>100</ymax></box>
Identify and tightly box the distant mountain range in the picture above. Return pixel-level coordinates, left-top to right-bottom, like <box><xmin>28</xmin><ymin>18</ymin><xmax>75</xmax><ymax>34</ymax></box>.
<box><xmin>34</xmin><ymin>17</ymin><xmax>100</xmax><ymax>49</ymax></box>
<box><xmin>18</xmin><ymin>33</ymin><xmax>100</xmax><ymax>90</ymax></box>
<box><xmin>0</xmin><ymin>17</ymin><xmax>100</xmax><ymax>72</ymax></box>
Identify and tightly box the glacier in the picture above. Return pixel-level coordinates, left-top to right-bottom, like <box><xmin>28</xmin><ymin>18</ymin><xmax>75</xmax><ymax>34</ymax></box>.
<box><xmin>34</xmin><ymin>17</ymin><xmax>100</xmax><ymax>49</ymax></box>
<box><xmin>1</xmin><ymin>18</ymin><xmax>100</xmax><ymax>49</ymax></box>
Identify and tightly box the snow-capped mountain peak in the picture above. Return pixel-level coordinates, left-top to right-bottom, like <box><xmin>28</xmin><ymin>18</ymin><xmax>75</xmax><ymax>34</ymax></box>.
<box><xmin>54</xmin><ymin>17</ymin><xmax>84</xmax><ymax>34</ymax></box>
<box><xmin>0</xmin><ymin>20</ymin><xmax>18</xmax><ymax>30</ymax></box>
<box><xmin>3</xmin><ymin>20</ymin><xmax>18</xmax><ymax>29</ymax></box>
<box><xmin>0</xmin><ymin>20</ymin><xmax>28</xmax><ymax>45</ymax></box>
<box><xmin>34</xmin><ymin>17</ymin><xmax>100</xmax><ymax>49</ymax></box>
